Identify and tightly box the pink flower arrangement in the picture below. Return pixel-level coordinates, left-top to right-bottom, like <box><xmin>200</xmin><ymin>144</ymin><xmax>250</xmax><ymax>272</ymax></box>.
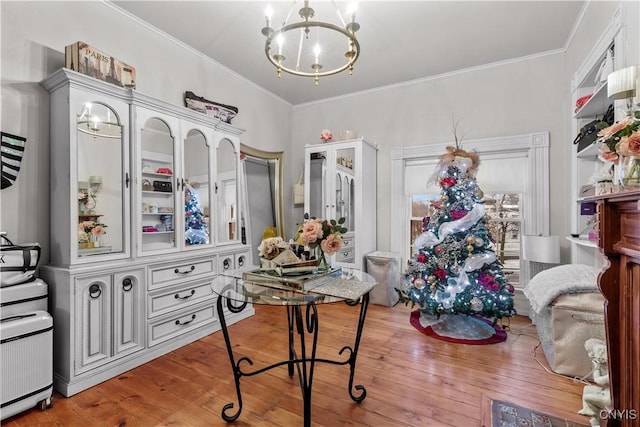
<box><xmin>78</xmin><ymin>220</ymin><xmax>107</xmax><ymax>243</ymax></box>
<box><xmin>299</xmin><ymin>217</ymin><xmax>347</xmax><ymax>256</ymax></box>
<box><xmin>597</xmin><ymin>115</ymin><xmax>640</xmax><ymax>163</ymax></box>
<box><xmin>320</xmin><ymin>129</ymin><xmax>333</xmax><ymax>143</ymax></box>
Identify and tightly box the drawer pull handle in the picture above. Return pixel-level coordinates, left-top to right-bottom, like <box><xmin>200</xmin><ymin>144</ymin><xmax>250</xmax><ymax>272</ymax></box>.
<box><xmin>343</xmin><ymin>251</ymin><xmax>351</xmax><ymax>256</ymax></box>
<box><xmin>122</xmin><ymin>277</ymin><xmax>133</xmax><ymax>292</ymax></box>
<box><xmin>238</xmin><ymin>256</ymin><xmax>245</xmax><ymax>266</ymax></box>
<box><xmin>175</xmin><ymin>289</ymin><xmax>196</xmax><ymax>300</ymax></box>
<box><xmin>223</xmin><ymin>258</ymin><xmax>231</xmax><ymax>270</ymax></box>
<box><xmin>175</xmin><ymin>314</ymin><xmax>196</xmax><ymax>326</ymax></box>
<box><xmin>89</xmin><ymin>284</ymin><xmax>102</xmax><ymax>299</ymax></box>
<box><xmin>174</xmin><ymin>265</ymin><xmax>196</xmax><ymax>275</ymax></box>
<box><xmin>343</xmin><ymin>241</ymin><xmax>350</xmax><ymax>246</ymax></box>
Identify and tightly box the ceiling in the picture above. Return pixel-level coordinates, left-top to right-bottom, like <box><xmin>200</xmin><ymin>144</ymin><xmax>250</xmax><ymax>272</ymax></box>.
<box><xmin>111</xmin><ymin>1</ymin><xmax>585</xmax><ymax>106</ymax></box>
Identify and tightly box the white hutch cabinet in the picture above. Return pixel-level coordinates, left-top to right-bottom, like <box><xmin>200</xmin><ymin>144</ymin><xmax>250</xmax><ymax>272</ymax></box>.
<box><xmin>304</xmin><ymin>138</ymin><xmax>377</xmax><ymax>271</ymax></box>
<box><xmin>40</xmin><ymin>68</ymin><xmax>252</xmax><ymax>397</ymax></box>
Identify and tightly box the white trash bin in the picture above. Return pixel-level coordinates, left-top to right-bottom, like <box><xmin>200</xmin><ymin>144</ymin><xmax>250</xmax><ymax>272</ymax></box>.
<box><xmin>365</xmin><ymin>251</ymin><xmax>402</xmax><ymax>306</ymax></box>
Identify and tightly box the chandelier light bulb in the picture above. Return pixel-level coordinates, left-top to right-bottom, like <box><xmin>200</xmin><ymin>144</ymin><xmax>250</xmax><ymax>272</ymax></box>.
<box><xmin>314</xmin><ymin>44</ymin><xmax>321</xmax><ymax>64</ymax></box>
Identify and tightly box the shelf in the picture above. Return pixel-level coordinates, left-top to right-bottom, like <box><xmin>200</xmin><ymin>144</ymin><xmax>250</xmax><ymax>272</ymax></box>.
<box><xmin>566</xmin><ymin>236</ymin><xmax>598</xmax><ymax>248</ymax></box>
<box><xmin>142</xmin><ymin>190</ymin><xmax>173</xmax><ymax>196</ymax></box>
<box><xmin>574</xmin><ymin>83</ymin><xmax>610</xmax><ymax>119</ymax></box>
<box><xmin>576</xmin><ymin>139</ymin><xmax>603</xmax><ymax>158</ymax></box>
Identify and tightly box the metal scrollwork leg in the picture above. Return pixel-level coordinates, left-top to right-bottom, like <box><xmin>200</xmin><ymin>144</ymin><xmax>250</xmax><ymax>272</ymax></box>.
<box><xmin>217</xmin><ymin>284</ymin><xmax>250</xmax><ymax>422</ymax></box>
<box><xmin>344</xmin><ymin>292</ymin><xmax>370</xmax><ymax>402</ymax></box>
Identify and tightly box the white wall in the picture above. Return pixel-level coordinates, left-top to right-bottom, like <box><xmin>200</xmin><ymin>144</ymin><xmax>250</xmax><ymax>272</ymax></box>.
<box><xmin>291</xmin><ymin>54</ymin><xmax>568</xmax><ymax>255</ymax></box>
<box><xmin>0</xmin><ymin>1</ymin><xmax>292</xmax><ymax>262</ymax></box>
<box><xmin>288</xmin><ymin>0</ymin><xmax>639</xmax><ymax>260</ymax></box>
<box><xmin>2</xmin><ymin>1</ymin><xmax>637</xmax><ymax>265</ymax></box>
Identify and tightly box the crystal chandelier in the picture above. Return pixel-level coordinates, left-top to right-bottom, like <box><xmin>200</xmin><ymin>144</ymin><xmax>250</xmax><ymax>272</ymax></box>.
<box><xmin>261</xmin><ymin>1</ymin><xmax>361</xmax><ymax>85</ymax></box>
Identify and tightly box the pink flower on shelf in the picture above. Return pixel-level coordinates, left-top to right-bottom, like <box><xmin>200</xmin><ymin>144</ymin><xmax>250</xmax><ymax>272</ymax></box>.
<box><xmin>91</xmin><ymin>225</ymin><xmax>107</xmax><ymax>236</ymax></box>
<box><xmin>617</xmin><ymin>131</ymin><xmax>640</xmax><ymax>157</ymax></box>
<box><xmin>320</xmin><ymin>129</ymin><xmax>333</xmax><ymax>143</ymax></box>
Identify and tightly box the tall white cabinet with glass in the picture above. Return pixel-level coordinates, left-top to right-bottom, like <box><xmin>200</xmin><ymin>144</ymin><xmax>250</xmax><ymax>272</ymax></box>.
<box><xmin>40</xmin><ymin>68</ymin><xmax>252</xmax><ymax>397</ymax></box>
<box><xmin>304</xmin><ymin>138</ymin><xmax>377</xmax><ymax>271</ymax></box>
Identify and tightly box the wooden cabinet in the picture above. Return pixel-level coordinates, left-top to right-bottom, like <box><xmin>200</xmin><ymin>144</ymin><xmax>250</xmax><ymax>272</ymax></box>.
<box><xmin>592</xmin><ymin>190</ymin><xmax>640</xmax><ymax>427</ymax></box>
<box><xmin>40</xmin><ymin>68</ymin><xmax>253</xmax><ymax>397</ymax></box>
<box><xmin>304</xmin><ymin>138</ymin><xmax>377</xmax><ymax>271</ymax></box>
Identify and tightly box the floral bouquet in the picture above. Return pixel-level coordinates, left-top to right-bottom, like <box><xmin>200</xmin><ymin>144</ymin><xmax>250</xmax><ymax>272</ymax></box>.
<box><xmin>597</xmin><ymin>114</ymin><xmax>640</xmax><ymax>164</ymax></box>
<box><xmin>299</xmin><ymin>217</ymin><xmax>347</xmax><ymax>268</ymax></box>
<box><xmin>597</xmin><ymin>112</ymin><xmax>640</xmax><ymax>185</ymax></box>
<box><xmin>78</xmin><ymin>220</ymin><xmax>107</xmax><ymax>247</ymax></box>
<box><xmin>320</xmin><ymin>129</ymin><xmax>333</xmax><ymax>143</ymax></box>
<box><xmin>257</xmin><ymin>236</ymin><xmax>290</xmax><ymax>260</ymax></box>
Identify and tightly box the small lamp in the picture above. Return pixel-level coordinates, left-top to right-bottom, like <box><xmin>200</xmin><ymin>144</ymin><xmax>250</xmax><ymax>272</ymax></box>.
<box><xmin>89</xmin><ymin>175</ymin><xmax>102</xmax><ymax>193</ymax></box>
<box><xmin>521</xmin><ymin>235</ymin><xmax>561</xmax><ymax>279</ymax></box>
<box><xmin>607</xmin><ymin>65</ymin><xmax>639</xmax><ymax>117</ymax></box>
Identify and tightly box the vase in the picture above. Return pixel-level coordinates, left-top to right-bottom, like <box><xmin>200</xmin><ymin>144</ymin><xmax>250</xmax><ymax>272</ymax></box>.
<box><xmin>316</xmin><ymin>249</ymin><xmax>330</xmax><ymax>271</ymax></box>
<box><xmin>90</xmin><ymin>234</ymin><xmax>101</xmax><ymax>248</ymax></box>
<box><xmin>616</xmin><ymin>155</ymin><xmax>640</xmax><ymax>188</ymax></box>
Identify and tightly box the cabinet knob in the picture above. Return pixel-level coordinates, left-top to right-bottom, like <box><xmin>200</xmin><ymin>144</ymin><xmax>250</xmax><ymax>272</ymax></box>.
<box><xmin>223</xmin><ymin>258</ymin><xmax>231</xmax><ymax>270</ymax></box>
<box><xmin>238</xmin><ymin>256</ymin><xmax>245</xmax><ymax>266</ymax></box>
<box><xmin>89</xmin><ymin>284</ymin><xmax>102</xmax><ymax>299</ymax></box>
<box><xmin>122</xmin><ymin>277</ymin><xmax>133</xmax><ymax>292</ymax></box>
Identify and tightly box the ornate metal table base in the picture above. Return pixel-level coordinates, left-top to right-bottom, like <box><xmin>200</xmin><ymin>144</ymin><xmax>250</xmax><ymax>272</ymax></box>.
<box><xmin>216</xmin><ymin>291</ymin><xmax>370</xmax><ymax>427</ymax></box>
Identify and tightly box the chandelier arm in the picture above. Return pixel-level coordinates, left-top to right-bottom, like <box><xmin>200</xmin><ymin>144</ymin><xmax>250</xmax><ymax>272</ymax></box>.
<box><xmin>296</xmin><ymin>28</ymin><xmax>305</xmax><ymax>72</ymax></box>
<box><xmin>284</xmin><ymin>0</ymin><xmax>297</xmax><ymax>26</ymax></box>
<box><xmin>265</xmin><ymin>20</ymin><xmax>360</xmax><ymax>78</ymax></box>
<box><xmin>332</xmin><ymin>0</ymin><xmax>346</xmax><ymax>27</ymax></box>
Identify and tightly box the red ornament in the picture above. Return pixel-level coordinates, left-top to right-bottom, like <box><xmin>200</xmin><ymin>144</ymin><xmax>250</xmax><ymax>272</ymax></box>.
<box><xmin>416</xmin><ymin>253</ymin><xmax>427</xmax><ymax>263</ymax></box>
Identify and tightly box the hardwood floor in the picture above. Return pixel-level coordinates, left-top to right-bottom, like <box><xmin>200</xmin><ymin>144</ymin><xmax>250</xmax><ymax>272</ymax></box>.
<box><xmin>3</xmin><ymin>303</ymin><xmax>589</xmax><ymax>426</ymax></box>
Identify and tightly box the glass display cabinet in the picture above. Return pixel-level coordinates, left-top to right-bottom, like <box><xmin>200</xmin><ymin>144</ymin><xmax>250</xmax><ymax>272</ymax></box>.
<box><xmin>304</xmin><ymin>138</ymin><xmax>377</xmax><ymax>271</ymax></box>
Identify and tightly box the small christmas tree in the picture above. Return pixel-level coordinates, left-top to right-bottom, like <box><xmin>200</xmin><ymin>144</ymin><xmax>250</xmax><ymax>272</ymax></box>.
<box><xmin>399</xmin><ymin>145</ymin><xmax>515</xmax><ymax>342</ymax></box>
<box><xmin>184</xmin><ymin>184</ymin><xmax>209</xmax><ymax>245</ymax></box>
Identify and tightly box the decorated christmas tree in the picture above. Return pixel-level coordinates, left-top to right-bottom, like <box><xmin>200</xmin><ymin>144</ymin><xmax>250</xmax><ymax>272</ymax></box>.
<box><xmin>184</xmin><ymin>184</ymin><xmax>209</xmax><ymax>245</ymax></box>
<box><xmin>399</xmin><ymin>145</ymin><xmax>515</xmax><ymax>343</ymax></box>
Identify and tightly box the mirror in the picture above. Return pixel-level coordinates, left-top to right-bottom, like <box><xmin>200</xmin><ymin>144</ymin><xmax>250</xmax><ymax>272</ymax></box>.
<box><xmin>217</xmin><ymin>138</ymin><xmax>238</xmax><ymax>244</ymax></box>
<box><xmin>76</xmin><ymin>101</ymin><xmax>124</xmax><ymax>257</ymax></box>
<box><xmin>240</xmin><ymin>144</ymin><xmax>284</xmax><ymax>258</ymax></box>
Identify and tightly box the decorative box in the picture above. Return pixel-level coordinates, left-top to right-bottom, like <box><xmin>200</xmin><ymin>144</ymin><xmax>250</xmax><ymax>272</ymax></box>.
<box><xmin>65</xmin><ymin>41</ymin><xmax>136</xmax><ymax>89</ymax></box>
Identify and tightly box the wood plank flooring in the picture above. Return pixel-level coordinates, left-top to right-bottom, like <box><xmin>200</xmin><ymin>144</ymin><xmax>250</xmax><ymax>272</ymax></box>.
<box><xmin>3</xmin><ymin>303</ymin><xmax>590</xmax><ymax>426</ymax></box>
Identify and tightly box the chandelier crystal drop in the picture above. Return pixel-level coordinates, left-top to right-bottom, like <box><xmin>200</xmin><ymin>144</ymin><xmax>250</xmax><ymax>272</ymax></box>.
<box><xmin>261</xmin><ymin>1</ymin><xmax>361</xmax><ymax>85</ymax></box>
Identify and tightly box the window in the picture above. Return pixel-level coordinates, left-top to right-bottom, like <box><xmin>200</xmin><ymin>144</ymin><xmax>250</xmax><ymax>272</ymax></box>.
<box><xmin>390</xmin><ymin>132</ymin><xmax>549</xmax><ymax>295</ymax></box>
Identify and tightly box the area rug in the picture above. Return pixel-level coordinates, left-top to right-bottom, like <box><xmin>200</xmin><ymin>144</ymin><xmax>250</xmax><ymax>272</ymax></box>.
<box><xmin>409</xmin><ymin>310</ymin><xmax>507</xmax><ymax>344</ymax></box>
<box><xmin>483</xmin><ymin>397</ymin><xmax>589</xmax><ymax>427</ymax></box>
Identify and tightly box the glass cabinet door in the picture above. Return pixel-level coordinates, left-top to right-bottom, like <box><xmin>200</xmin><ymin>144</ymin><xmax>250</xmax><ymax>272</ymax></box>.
<box><xmin>305</xmin><ymin>148</ymin><xmax>329</xmax><ymax>220</ymax></box>
<box><xmin>183</xmin><ymin>127</ymin><xmax>212</xmax><ymax>247</ymax></box>
<box><xmin>76</xmin><ymin>101</ymin><xmax>126</xmax><ymax>258</ymax></box>
<box><xmin>216</xmin><ymin>138</ymin><xmax>238</xmax><ymax>244</ymax></box>
<box><xmin>138</xmin><ymin>113</ymin><xmax>178</xmax><ymax>254</ymax></box>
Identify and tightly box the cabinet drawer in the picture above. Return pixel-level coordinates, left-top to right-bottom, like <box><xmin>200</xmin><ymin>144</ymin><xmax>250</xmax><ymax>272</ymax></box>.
<box><xmin>147</xmin><ymin>303</ymin><xmax>217</xmax><ymax>347</ymax></box>
<box><xmin>337</xmin><ymin>247</ymin><xmax>355</xmax><ymax>262</ymax></box>
<box><xmin>341</xmin><ymin>235</ymin><xmax>355</xmax><ymax>249</ymax></box>
<box><xmin>149</xmin><ymin>258</ymin><xmax>215</xmax><ymax>290</ymax></box>
<box><xmin>148</xmin><ymin>278</ymin><xmax>215</xmax><ymax>319</ymax></box>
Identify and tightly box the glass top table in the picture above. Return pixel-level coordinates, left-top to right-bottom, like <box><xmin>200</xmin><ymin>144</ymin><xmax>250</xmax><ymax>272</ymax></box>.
<box><xmin>216</xmin><ymin>267</ymin><xmax>378</xmax><ymax>306</ymax></box>
<box><xmin>212</xmin><ymin>266</ymin><xmax>378</xmax><ymax>427</ymax></box>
